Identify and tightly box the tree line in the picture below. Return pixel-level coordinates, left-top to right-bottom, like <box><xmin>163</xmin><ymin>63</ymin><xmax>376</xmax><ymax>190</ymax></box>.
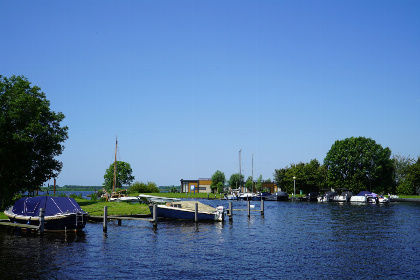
<box><xmin>1</xmin><ymin>75</ymin><xmax>419</xmax><ymax>210</ymax></box>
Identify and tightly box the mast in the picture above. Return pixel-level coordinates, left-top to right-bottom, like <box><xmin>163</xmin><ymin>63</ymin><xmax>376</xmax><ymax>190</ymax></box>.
<box><xmin>239</xmin><ymin>149</ymin><xmax>242</xmax><ymax>192</ymax></box>
<box><xmin>252</xmin><ymin>153</ymin><xmax>254</xmax><ymax>193</ymax></box>
<box><xmin>112</xmin><ymin>136</ymin><xmax>117</xmax><ymax>194</ymax></box>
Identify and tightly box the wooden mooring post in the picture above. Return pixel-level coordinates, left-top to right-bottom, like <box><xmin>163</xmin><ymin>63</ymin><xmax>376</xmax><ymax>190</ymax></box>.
<box><xmin>247</xmin><ymin>201</ymin><xmax>251</xmax><ymax>217</ymax></box>
<box><xmin>39</xmin><ymin>208</ymin><xmax>45</xmax><ymax>235</ymax></box>
<box><xmin>195</xmin><ymin>203</ymin><xmax>198</xmax><ymax>223</ymax></box>
<box><xmin>229</xmin><ymin>201</ymin><xmax>233</xmax><ymax>220</ymax></box>
<box><xmin>103</xmin><ymin>206</ymin><xmax>108</xmax><ymax>232</ymax></box>
<box><xmin>261</xmin><ymin>199</ymin><xmax>264</xmax><ymax>216</ymax></box>
<box><xmin>153</xmin><ymin>204</ymin><xmax>158</xmax><ymax>228</ymax></box>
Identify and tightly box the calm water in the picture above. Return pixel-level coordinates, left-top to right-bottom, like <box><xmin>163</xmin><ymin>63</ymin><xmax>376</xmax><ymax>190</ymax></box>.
<box><xmin>1</xmin><ymin>200</ymin><xmax>420</xmax><ymax>279</ymax></box>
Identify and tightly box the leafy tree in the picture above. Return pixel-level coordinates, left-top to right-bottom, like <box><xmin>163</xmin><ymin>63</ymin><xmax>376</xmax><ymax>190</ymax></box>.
<box><xmin>274</xmin><ymin>160</ymin><xmax>328</xmax><ymax>194</ymax></box>
<box><xmin>393</xmin><ymin>154</ymin><xmax>415</xmax><ymax>194</ymax></box>
<box><xmin>407</xmin><ymin>156</ymin><xmax>420</xmax><ymax>194</ymax></box>
<box><xmin>210</xmin><ymin>170</ymin><xmax>225</xmax><ymax>193</ymax></box>
<box><xmin>324</xmin><ymin>137</ymin><xmax>393</xmax><ymax>194</ymax></box>
<box><xmin>229</xmin><ymin>173</ymin><xmax>245</xmax><ymax>190</ymax></box>
<box><xmin>255</xmin><ymin>175</ymin><xmax>263</xmax><ymax>192</ymax></box>
<box><xmin>216</xmin><ymin>182</ymin><xmax>224</xmax><ymax>194</ymax></box>
<box><xmin>245</xmin><ymin>176</ymin><xmax>253</xmax><ymax>192</ymax></box>
<box><xmin>129</xmin><ymin>181</ymin><xmax>159</xmax><ymax>193</ymax></box>
<box><xmin>0</xmin><ymin>75</ymin><xmax>68</xmax><ymax>209</ymax></box>
<box><xmin>103</xmin><ymin>161</ymin><xmax>135</xmax><ymax>190</ymax></box>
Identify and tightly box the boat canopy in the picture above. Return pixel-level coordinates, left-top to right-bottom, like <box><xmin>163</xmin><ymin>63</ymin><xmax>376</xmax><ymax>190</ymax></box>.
<box><xmin>10</xmin><ymin>196</ymin><xmax>85</xmax><ymax>217</ymax></box>
<box><xmin>355</xmin><ymin>191</ymin><xmax>372</xmax><ymax>196</ymax></box>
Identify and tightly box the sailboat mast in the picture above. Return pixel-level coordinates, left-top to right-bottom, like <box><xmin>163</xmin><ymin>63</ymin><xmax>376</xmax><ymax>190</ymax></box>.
<box><xmin>113</xmin><ymin>137</ymin><xmax>117</xmax><ymax>193</ymax></box>
<box><xmin>239</xmin><ymin>149</ymin><xmax>242</xmax><ymax>192</ymax></box>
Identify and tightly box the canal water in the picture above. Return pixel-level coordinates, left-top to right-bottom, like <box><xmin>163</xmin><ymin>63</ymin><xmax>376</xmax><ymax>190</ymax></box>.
<box><xmin>1</xmin><ymin>200</ymin><xmax>420</xmax><ymax>279</ymax></box>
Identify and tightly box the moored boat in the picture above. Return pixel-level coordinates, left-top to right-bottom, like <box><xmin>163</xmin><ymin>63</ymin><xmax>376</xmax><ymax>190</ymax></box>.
<box><xmin>149</xmin><ymin>201</ymin><xmax>225</xmax><ymax>222</ymax></box>
<box><xmin>4</xmin><ymin>196</ymin><xmax>88</xmax><ymax>231</ymax></box>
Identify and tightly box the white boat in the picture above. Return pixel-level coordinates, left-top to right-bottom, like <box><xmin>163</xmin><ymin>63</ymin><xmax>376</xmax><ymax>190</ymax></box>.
<box><xmin>238</xmin><ymin>193</ymin><xmax>257</xmax><ymax>201</ymax></box>
<box><xmin>149</xmin><ymin>200</ymin><xmax>226</xmax><ymax>222</ymax></box>
<box><xmin>350</xmin><ymin>191</ymin><xmax>372</xmax><ymax>203</ymax></box>
<box><xmin>138</xmin><ymin>194</ymin><xmax>181</xmax><ymax>204</ymax></box>
<box><xmin>333</xmin><ymin>189</ymin><xmax>353</xmax><ymax>202</ymax></box>
<box><xmin>378</xmin><ymin>195</ymin><xmax>389</xmax><ymax>203</ymax></box>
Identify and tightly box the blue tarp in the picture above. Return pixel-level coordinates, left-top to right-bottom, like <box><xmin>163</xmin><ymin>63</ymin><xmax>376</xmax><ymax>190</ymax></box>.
<box><xmin>356</xmin><ymin>191</ymin><xmax>372</xmax><ymax>196</ymax></box>
<box><xmin>11</xmin><ymin>196</ymin><xmax>85</xmax><ymax>217</ymax></box>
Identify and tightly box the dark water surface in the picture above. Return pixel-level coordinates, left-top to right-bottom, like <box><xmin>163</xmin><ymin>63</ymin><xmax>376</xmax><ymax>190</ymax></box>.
<box><xmin>1</xmin><ymin>200</ymin><xmax>420</xmax><ymax>279</ymax></box>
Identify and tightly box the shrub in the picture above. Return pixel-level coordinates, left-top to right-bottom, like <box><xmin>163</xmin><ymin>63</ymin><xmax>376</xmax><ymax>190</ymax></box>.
<box><xmin>129</xmin><ymin>181</ymin><xmax>159</xmax><ymax>193</ymax></box>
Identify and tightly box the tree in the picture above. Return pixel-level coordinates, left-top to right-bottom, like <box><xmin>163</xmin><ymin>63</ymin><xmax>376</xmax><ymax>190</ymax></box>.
<box><xmin>255</xmin><ymin>175</ymin><xmax>263</xmax><ymax>192</ymax></box>
<box><xmin>229</xmin><ymin>173</ymin><xmax>244</xmax><ymax>190</ymax></box>
<box><xmin>129</xmin><ymin>181</ymin><xmax>159</xmax><ymax>193</ymax></box>
<box><xmin>103</xmin><ymin>161</ymin><xmax>135</xmax><ymax>190</ymax></box>
<box><xmin>407</xmin><ymin>156</ymin><xmax>420</xmax><ymax>194</ymax></box>
<box><xmin>324</xmin><ymin>137</ymin><xmax>393</xmax><ymax>194</ymax></box>
<box><xmin>0</xmin><ymin>75</ymin><xmax>68</xmax><ymax>209</ymax></box>
<box><xmin>393</xmin><ymin>154</ymin><xmax>415</xmax><ymax>194</ymax></box>
<box><xmin>210</xmin><ymin>170</ymin><xmax>225</xmax><ymax>194</ymax></box>
<box><xmin>245</xmin><ymin>176</ymin><xmax>253</xmax><ymax>192</ymax></box>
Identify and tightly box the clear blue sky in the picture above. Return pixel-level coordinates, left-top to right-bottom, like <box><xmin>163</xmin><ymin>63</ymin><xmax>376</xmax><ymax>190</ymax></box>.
<box><xmin>1</xmin><ymin>0</ymin><xmax>419</xmax><ymax>187</ymax></box>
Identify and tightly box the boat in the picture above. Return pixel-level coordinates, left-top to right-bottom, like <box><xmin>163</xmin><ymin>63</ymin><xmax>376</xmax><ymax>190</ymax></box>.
<box><xmin>378</xmin><ymin>195</ymin><xmax>389</xmax><ymax>203</ymax></box>
<box><xmin>4</xmin><ymin>196</ymin><xmax>88</xmax><ymax>231</ymax></box>
<box><xmin>149</xmin><ymin>200</ymin><xmax>226</xmax><ymax>222</ymax></box>
<box><xmin>299</xmin><ymin>192</ymin><xmax>319</xmax><ymax>202</ymax></box>
<box><xmin>238</xmin><ymin>192</ymin><xmax>257</xmax><ymax>201</ymax></box>
<box><xmin>252</xmin><ymin>192</ymin><xmax>271</xmax><ymax>201</ymax></box>
<box><xmin>350</xmin><ymin>191</ymin><xmax>372</xmax><ymax>203</ymax></box>
<box><xmin>138</xmin><ymin>194</ymin><xmax>181</xmax><ymax>204</ymax></box>
<box><xmin>317</xmin><ymin>191</ymin><xmax>337</xmax><ymax>202</ymax></box>
<box><xmin>266</xmin><ymin>191</ymin><xmax>289</xmax><ymax>201</ymax></box>
<box><xmin>333</xmin><ymin>189</ymin><xmax>353</xmax><ymax>202</ymax></box>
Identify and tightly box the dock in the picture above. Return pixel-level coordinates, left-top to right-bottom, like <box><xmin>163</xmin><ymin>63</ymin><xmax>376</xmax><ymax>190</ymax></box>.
<box><xmin>0</xmin><ymin>219</ymin><xmax>42</xmax><ymax>233</ymax></box>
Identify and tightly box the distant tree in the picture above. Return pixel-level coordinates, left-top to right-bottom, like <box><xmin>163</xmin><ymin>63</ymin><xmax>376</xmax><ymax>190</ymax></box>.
<box><xmin>0</xmin><ymin>75</ymin><xmax>68</xmax><ymax>209</ymax></box>
<box><xmin>393</xmin><ymin>154</ymin><xmax>415</xmax><ymax>194</ymax></box>
<box><xmin>324</xmin><ymin>137</ymin><xmax>393</xmax><ymax>194</ymax></box>
<box><xmin>129</xmin><ymin>181</ymin><xmax>159</xmax><ymax>193</ymax></box>
<box><xmin>407</xmin><ymin>156</ymin><xmax>420</xmax><ymax>195</ymax></box>
<box><xmin>255</xmin><ymin>175</ymin><xmax>263</xmax><ymax>192</ymax></box>
<box><xmin>245</xmin><ymin>176</ymin><xmax>253</xmax><ymax>192</ymax></box>
<box><xmin>103</xmin><ymin>161</ymin><xmax>135</xmax><ymax>190</ymax></box>
<box><xmin>229</xmin><ymin>173</ymin><xmax>245</xmax><ymax>189</ymax></box>
<box><xmin>211</xmin><ymin>170</ymin><xmax>225</xmax><ymax>194</ymax></box>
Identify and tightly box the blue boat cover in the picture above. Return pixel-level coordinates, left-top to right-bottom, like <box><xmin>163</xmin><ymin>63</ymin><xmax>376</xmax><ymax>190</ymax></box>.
<box><xmin>356</xmin><ymin>191</ymin><xmax>372</xmax><ymax>196</ymax></box>
<box><xmin>11</xmin><ymin>196</ymin><xmax>85</xmax><ymax>217</ymax></box>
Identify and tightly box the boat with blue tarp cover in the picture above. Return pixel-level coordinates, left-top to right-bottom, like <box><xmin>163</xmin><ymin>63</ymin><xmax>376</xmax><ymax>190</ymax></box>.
<box><xmin>4</xmin><ymin>196</ymin><xmax>88</xmax><ymax>231</ymax></box>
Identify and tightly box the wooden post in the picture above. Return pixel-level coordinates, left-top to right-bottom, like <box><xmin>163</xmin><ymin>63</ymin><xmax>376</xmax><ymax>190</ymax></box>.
<box><xmin>261</xmin><ymin>199</ymin><xmax>264</xmax><ymax>216</ymax></box>
<box><xmin>229</xmin><ymin>201</ymin><xmax>233</xmax><ymax>220</ymax></box>
<box><xmin>118</xmin><ymin>219</ymin><xmax>121</xmax><ymax>226</ymax></box>
<box><xmin>153</xmin><ymin>204</ymin><xmax>158</xmax><ymax>228</ymax></box>
<box><xmin>39</xmin><ymin>208</ymin><xmax>45</xmax><ymax>235</ymax></box>
<box><xmin>103</xmin><ymin>206</ymin><xmax>108</xmax><ymax>232</ymax></box>
<box><xmin>195</xmin><ymin>203</ymin><xmax>198</xmax><ymax>223</ymax></box>
<box><xmin>247</xmin><ymin>200</ymin><xmax>250</xmax><ymax>217</ymax></box>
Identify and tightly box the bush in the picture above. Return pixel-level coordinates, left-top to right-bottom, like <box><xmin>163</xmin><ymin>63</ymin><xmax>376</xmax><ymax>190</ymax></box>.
<box><xmin>396</xmin><ymin>180</ymin><xmax>415</xmax><ymax>195</ymax></box>
<box><xmin>129</xmin><ymin>181</ymin><xmax>159</xmax><ymax>193</ymax></box>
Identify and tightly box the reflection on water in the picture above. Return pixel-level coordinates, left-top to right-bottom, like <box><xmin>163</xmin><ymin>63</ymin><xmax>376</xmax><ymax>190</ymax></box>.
<box><xmin>1</xmin><ymin>201</ymin><xmax>420</xmax><ymax>279</ymax></box>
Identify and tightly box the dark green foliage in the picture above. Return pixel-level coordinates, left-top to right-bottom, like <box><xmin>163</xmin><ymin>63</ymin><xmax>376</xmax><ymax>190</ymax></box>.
<box><xmin>103</xmin><ymin>161</ymin><xmax>135</xmax><ymax>190</ymax></box>
<box><xmin>0</xmin><ymin>75</ymin><xmax>68</xmax><ymax>209</ymax></box>
<box><xmin>324</xmin><ymin>137</ymin><xmax>393</xmax><ymax>194</ymax></box>
<box><xmin>129</xmin><ymin>181</ymin><xmax>159</xmax><ymax>193</ymax></box>
<box><xmin>273</xmin><ymin>159</ymin><xmax>325</xmax><ymax>194</ymax></box>
<box><xmin>210</xmin><ymin>170</ymin><xmax>225</xmax><ymax>193</ymax></box>
<box><xmin>229</xmin><ymin>173</ymin><xmax>245</xmax><ymax>189</ymax></box>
